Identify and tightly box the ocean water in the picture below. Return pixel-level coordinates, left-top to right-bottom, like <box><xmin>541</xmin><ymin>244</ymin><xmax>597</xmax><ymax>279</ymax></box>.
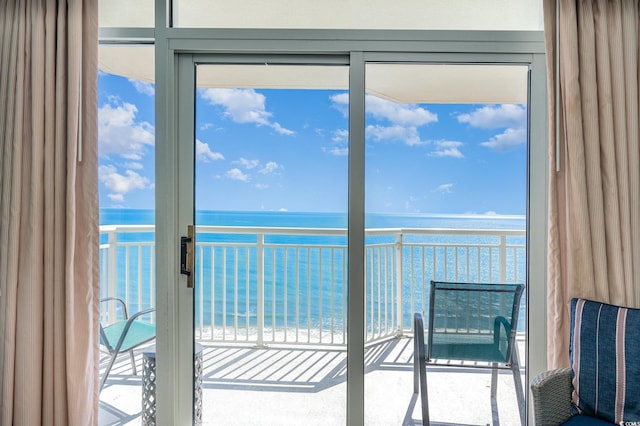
<box><xmin>100</xmin><ymin>208</ymin><xmax>526</xmax><ymax>230</ymax></box>
<box><xmin>100</xmin><ymin>209</ymin><xmax>527</xmax><ymax>335</ymax></box>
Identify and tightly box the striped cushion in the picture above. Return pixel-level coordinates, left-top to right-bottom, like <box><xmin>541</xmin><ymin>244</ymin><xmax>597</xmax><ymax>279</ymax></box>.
<box><xmin>570</xmin><ymin>298</ymin><xmax>640</xmax><ymax>424</ymax></box>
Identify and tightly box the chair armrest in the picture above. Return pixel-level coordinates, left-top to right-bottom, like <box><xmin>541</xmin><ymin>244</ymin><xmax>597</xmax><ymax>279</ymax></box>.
<box><xmin>493</xmin><ymin>316</ymin><xmax>512</xmax><ymax>358</ymax></box>
<box><xmin>530</xmin><ymin>367</ymin><xmax>573</xmax><ymax>426</ymax></box>
<box><xmin>127</xmin><ymin>307</ymin><xmax>156</xmax><ymax>322</ymax></box>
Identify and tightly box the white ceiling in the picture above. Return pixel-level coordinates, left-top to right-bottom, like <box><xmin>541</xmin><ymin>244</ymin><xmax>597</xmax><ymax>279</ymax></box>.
<box><xmin>99</xmin><ymin>46</ymin><xmax>528</xmax><ymax>104</ymax></box>
<box><xmin>99</xmin><ymin>0</ymin><xmax>543</xmax><ymax>31</ymax></box>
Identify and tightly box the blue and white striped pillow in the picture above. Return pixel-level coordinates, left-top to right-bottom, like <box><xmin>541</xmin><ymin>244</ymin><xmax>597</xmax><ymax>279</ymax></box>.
<box><xmin>570</xmin><ymin>298</ymin><xmax>640</xmax><ymax>424</ymax></box>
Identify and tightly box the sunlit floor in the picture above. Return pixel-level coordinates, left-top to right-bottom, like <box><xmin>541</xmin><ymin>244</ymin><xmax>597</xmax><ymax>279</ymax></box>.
<box><xmin>99</xmin><ymin>338</ymin><xmax>525</xmax><ymax>426</ymax></box>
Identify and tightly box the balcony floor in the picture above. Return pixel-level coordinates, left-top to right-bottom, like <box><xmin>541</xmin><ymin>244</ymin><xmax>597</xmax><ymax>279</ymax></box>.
<box><xmin>99</xmin><ymin>337</ymin><xmax>525</xmax><ymax>425</ymax></box>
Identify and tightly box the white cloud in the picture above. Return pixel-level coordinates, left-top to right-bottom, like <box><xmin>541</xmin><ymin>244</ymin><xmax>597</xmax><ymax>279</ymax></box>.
<box><xmin>366</xmin><ymin>125</ymin><xmax>425</xmax><ymax>146</ymax></box>
<box><xmin>428</xmin><ymin>140</ymin><xmax>464</xmax><ymax>158</ymax></box>
<box><xmin>404</xmin><ymin>195</ymin><xmax>420</xmax><ymax>212</ymax></box>
<box><xmin>457</xmin><ymin>104</ymin><xmax>526</xmax><ymax>129</ymax></box>
<box><xmin>122</xmin><ymin>161</ymin><xmax>144</xmax><ymax>170</ymax></box>
<box><xmin>107</xmin><ymin>193</ymin><xmax>124</xmax><ymax>202</ymax></box>
<box><xmin>196</xmin><ymin>139</ymin><xmax>224</xmax><ymax>162</ymax></box>
<box><xmin>436</xmin><ymin>183</ymin><xmax>454</xmax><ymax>194</ymax></box>
<box><xmin>259</xmin><ymin>161</ymin><xmax>282</xmax><ymax>174</ymax></box>
<box><xmin>99</xmin><ymin>164</ymin><xmax>151</xmax><ymax>201</ymax></box>
<box><xmin>270</xmin><ymin>122</ymin><xmax>294</xmax><ymax>135</ymax></box>
<box><xmin>333</xmin><ymin>94</ymin><xmax>436</xmax><ymax>146</ymax></box>
<box><xmin>484</xmin><ymin>211</ymin><xmax>498</xmax><ymax>216</ymax></box>
<box><xmin>128</xmin><ymin>79</ymin><xmax>155</xmax><ymax>96</ymax></box>
<box><xmin>326</xmin><ymin>147</ymin><xmax>348</xmax><ymax>156</ymax></box>
<box><xmin>200</xmin><ymin>88</ymin><xmax>294</xmax><ymax>135</ymax></box>
<box><xmin>326</xmin><ymin>129</ymin><xmax>349</xmax><ymax>156</ymax></box>
<box><xmin>456</xmin><ymin>105</ymin><xmax>527</xmax><ymax>152</ymax></box>
<box><xmin>99</xmin><ymin>100</ymin><xmax>154</xmax><ymax>160</ymax></box>
<box><xmin>480</xmin><ymin>127</ymin><xmax>527</xmax><ymax>151</ymax></box>
<box><xmin>235</xmin><ymin>158</ymin><xmax>260</xmax><ymax>169</ymax></box>
<box><xmin>330</xmin><ymin>93</ymin><xmax>349</xmax><ymax>116</ymax></box>
<box><xmin>331</xmin><ymin>94</ymin><xmax>437</xmax><ymax>127</ymax></box>
<box><xmin>366</xmin><ymin>96</ymin><xmax>438</xmax><ymax>127</ymax></box>
<box><xmin>332</xmin><ymin>129</ymin><xmax>348</xmax><ymax>143</ymax></box>
<box><xmin>256</xmin><ymin>183</ymin><xmax>269</xmax><ymax>190</ymax></box>
<box><xmin>226</xmin><ymin>168</ymin><xmax>250</xmax><ymax>182</ymax></box>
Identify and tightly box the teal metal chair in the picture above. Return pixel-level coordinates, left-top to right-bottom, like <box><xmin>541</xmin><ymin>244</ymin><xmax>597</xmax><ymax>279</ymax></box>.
<box><xmin>99</xmin><ymin>297</ymin><xmax>156</xmax><ymax>392</ymax></box>
<box><xmin>413</xmin><ymin>280</ymin><xmax>526</xmax><ymax>425</ymax></box>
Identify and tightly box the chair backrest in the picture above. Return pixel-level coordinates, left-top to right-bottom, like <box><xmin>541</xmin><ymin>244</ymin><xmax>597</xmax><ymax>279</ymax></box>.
<box><xmin>427</xmin><ymin>280</ymin><xmax>524</xmax><ymax>364</ymax></box>
<box><xmin>570</xmin><ymin>298</ymin><xmax>640</xmax><ymax>424</ymax></box>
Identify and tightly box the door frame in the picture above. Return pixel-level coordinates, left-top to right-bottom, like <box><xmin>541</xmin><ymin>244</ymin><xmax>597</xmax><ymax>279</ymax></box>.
<box><xmin>154</xmin><ymin>34</ymin><xmax>547</xmax><ymax>426</ymax></box>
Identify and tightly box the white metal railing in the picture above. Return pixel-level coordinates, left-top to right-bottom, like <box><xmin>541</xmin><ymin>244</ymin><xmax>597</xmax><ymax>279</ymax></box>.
<box><xmin>99</xmin><ymin>225</ymin><xmax>525</xmax><ymax>346</ymax></box>
<box><xmin>99</xmin><ymin>225</ymin><xmax>156</xmax><ymax>324</ymax></box>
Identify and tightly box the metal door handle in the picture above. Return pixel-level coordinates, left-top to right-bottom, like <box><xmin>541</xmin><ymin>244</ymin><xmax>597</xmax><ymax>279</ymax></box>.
<box><xmin>180</xmin><ymin>225</ymin><xmax>195</xmax><ymax>288</ymax></box>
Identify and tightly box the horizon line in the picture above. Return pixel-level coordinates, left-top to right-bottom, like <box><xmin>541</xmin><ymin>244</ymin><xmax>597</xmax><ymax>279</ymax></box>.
<box><xmin>100</xmin><ymin>207</ymin><xmax>525</xmax><ymax>219</ymax></box>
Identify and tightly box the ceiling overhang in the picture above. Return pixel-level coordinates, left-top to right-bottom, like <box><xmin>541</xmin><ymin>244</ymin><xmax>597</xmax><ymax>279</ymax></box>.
<box><xmin>99</xmin><ymin>46</ymin><xmax>528</xmax><ymax>104</ymax></box>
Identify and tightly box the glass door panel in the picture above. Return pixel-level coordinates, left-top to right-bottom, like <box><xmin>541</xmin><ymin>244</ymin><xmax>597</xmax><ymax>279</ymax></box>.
<box><xmin>97</xmin><ymin>70</ymin><xmax>157</xmax><ymax>424</ymax></box>
<box><xmin>363</xmin><ymin>62</ymin><xmax>529</xmax><ymax>425</ymax></box>
<box><xmin>194</xmin><ymin>63</ymin><xmax>349</xmax><ymax>424</ymax></box>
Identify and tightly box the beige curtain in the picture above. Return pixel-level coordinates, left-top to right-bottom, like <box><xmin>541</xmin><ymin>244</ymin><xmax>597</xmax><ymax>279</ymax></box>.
<box><xmin>544</xmin><ymin>0</ymin><xmax>640</xmax><ymax>368</ymax></box>
<box><xmin>0</xmin><ymin>0</ymin><xmax>99</xmax><ymax>424</ymax></box>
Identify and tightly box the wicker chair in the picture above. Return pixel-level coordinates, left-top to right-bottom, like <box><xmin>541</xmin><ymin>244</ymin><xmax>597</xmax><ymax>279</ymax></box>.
<box><xmin>530</xmin><ymin>365</ymin><xmax>618</xmax><ymax>426</ymax></box>
<box><xmin>530</xmin><ymin>367</ymin><xmax>576</xmax><ymax>425</ymax></box>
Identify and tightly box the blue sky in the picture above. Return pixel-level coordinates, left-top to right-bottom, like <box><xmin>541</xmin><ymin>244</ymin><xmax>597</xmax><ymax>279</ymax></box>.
<box><xmin>98</xmin><ymin>72</ymin><xmax>527</xmax><ymax>215</ymax></box>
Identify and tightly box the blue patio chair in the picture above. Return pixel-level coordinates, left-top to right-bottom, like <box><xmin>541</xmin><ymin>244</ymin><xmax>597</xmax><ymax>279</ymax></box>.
<box><xmin>531</xmin><ymin>298</ymin><xmax>640</xmax><ymax>425</ymax></box>
<box><xmin>99</xmin><ymin>297</ymin><xmax>156</xmax><ymax>392</ymax></box>
<box><xmin>414</xmin><ymin>280</ymin><xmax>526</xmax><ymax>425</ymax></box>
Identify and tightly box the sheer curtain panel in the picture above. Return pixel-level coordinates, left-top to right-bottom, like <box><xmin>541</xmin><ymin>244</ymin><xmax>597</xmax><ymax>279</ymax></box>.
<box><xmin>0</xmin><ymin>0</ymin><xmax>99</xmax><ymax>424</ymax></box>
<box><xmin>544</xmin><ymin>0</ymin><xmax>640</xmax><ymax>369</ymax></box>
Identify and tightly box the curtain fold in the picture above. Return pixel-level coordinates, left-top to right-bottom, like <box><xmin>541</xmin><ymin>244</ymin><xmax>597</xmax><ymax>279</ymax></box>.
<box><xmin>544</xmin><ymin>0</ymin><xmax>640</xmax><ymax>369</ymax></box>
<box><xmin>0</xmin><ymin>0</ymin><xmax>99</xmax><ymax>424</ymax></box>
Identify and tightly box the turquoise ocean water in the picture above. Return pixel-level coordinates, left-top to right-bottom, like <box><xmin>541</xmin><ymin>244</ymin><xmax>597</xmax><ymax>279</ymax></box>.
<box><xmin>100</xmin><ymin>209</ymin><xmax>526</xmax><ymax>334</ymax></box>
<box><xmin>100</xmin><ymin>208</ymin><xmax>526</xmax><ymax>230</ymax></box>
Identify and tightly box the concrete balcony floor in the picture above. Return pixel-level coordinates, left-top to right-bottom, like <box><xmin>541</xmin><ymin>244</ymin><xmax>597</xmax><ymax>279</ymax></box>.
<box><xmin>99</xmin><ymin>338</ymin><xmax>525</xmax><ymax>426</ymax></box>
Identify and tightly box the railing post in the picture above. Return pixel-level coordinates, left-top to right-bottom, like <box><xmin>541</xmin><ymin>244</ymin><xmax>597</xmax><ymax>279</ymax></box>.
<box><xmin>256</xmin><ymin>233</ymin><xmax>265</xmax><ymax>347</ymax></box>
<box><xmin>107</xmin><ymin>228</ymin><xmax>118</xmax><ymax>321</ymax></box>
<box><xmin>499</xmin><ymin>234</ymin><xmax>507</xmax><ymax>283</ymax></box>
<box><xmin>395</xmin><ymin>232</ymin><xmax>403</xmax><ymax>337</ymax></box>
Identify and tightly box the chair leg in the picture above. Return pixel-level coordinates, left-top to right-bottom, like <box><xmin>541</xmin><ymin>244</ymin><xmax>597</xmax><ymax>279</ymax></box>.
<box><xmin>510</xmin><ymin>349</ymin><xmax>526</xmax><ymax>426</ymax></box>
<box><xmin>418</xmin><ymin>360</ymin><xmax>429</xmax><ymax>426</ymax></box>
<box><xmin>413</xmin><ymin>314</ymin><xmax>429</xmax><ymax>425</ymax></box>
<box><xmin>130</xmin><ymin>350</ymin><xmax>137</xmax><ymax>376</ymax></box>
<box><xmin>490</xmin><ymin>363</ymin><xmax>500</xmax><ymax>426</ymax></box>
<box><xmin>100</xmin><ymin>352</ymin><xmax>119</xmax><ymax>393</ymax></box>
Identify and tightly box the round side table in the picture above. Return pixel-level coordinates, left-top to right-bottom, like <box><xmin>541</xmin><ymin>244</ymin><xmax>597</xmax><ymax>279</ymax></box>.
<box><xmin>141</xmin><ymin>343</ymin><xmax>203</xmax><ymax>425</ymax></box>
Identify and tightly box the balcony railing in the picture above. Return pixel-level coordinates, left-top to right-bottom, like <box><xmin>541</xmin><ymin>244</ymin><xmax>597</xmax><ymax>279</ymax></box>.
<box><xmin>99</xmin><ymin>225</ymin><xmax>525</xmax><ymax>347</ymax></box>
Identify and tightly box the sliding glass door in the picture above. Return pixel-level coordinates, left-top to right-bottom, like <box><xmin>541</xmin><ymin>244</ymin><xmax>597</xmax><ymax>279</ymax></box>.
<box><xmin>363</xmin><ymin>62</ymin><xmax>529</xmax><ymax>424</ymax></box>
<box><xmin>163</xmin><ymin>48</ymin><xmax>547</xmax><ymax>425</ymax></box>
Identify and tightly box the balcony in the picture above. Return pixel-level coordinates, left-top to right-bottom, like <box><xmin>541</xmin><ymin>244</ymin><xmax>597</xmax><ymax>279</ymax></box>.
<box><xmin>99</xmin><ymin>224</ymin><xmax>526</xmax><ymax>425</ymax></box>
